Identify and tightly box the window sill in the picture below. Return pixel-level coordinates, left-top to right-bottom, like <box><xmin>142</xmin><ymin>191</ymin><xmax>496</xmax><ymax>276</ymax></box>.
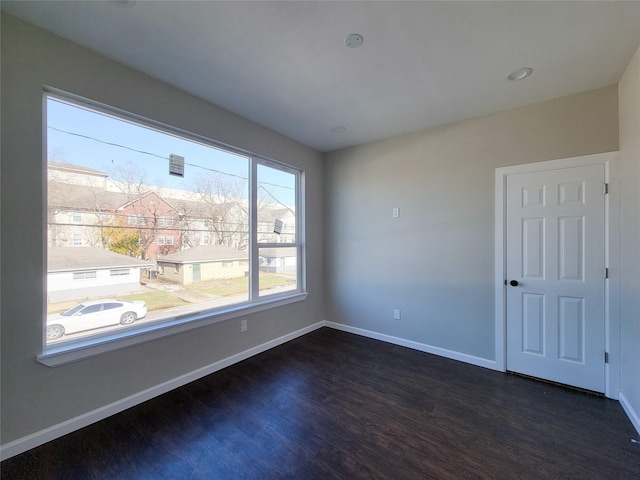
<box><xmin>38</xmin><ymin>292</ymin><xmax>308</xmax><ymax>367</ymax></box>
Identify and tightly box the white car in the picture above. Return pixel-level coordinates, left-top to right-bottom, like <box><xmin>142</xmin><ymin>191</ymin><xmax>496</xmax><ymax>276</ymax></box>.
<box><xmin>47</xmin><ymin>299</ymin><xmax>147</xmax><ymax>340</ymax></box>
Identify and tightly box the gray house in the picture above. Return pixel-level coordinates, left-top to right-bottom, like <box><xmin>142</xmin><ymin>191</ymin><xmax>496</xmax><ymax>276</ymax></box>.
<box><xmin>156</xmin><ymin>245</ymin><xmax>248</xmax><ymax>285</ymax></box>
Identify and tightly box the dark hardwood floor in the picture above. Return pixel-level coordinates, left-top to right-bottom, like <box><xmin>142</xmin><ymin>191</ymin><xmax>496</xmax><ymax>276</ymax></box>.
<box><xmin>2</xmin><ymin>328</ymin><xmax>639</xmax><ymax>479</ymax></box>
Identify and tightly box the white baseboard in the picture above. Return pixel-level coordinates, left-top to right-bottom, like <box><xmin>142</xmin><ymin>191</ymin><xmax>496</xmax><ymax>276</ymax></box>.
<box><xmin>324</xmin><ymin>321</ymin><xmax>499</xmax><ymax>371</ymax></box>
<box><xmin>619</xmin><ymin>392</ymin><xmax>640</xmax><ymax>436</ymax></box>
<box><xmin>0</xmin><ymin>321</ymin><xmax>325</xmax><ymax>461</ymax></box>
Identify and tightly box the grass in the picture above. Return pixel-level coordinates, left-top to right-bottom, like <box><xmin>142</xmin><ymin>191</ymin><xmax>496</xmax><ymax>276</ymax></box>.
<box><xmin>186</xmin><ymin>277</ymin><xmax>249</xmax><ymax>296</ymax></box>
<box><xmin>117</xmin><ymin>290</ymin><xmax>188</xmax><ymax>312</ymax></box>
<box><xmin>185</xmin><ymin>274</ymin><xmax>295</xmax><ymax>296</ymax></box>
<box><xmin>48</xmin><ymin>274</ymin><xmax>296</xmax><ymax>315</ymax></box>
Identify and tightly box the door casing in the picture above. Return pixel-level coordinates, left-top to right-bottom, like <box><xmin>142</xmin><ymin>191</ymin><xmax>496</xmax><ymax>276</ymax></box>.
<box><xmin>495</xmin><ymin>152</ymin><xmax>620</xmax><ymax>399</ymax></box>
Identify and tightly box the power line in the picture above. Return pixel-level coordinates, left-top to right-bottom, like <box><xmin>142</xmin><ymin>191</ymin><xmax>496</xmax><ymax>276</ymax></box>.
<box><xmin>258</xmin><ymin>185</ymin><xmax>295</xmax><ymax>216</ymax></box>
<box><xmin>48</xmin><ymin>126</ymin><xmax>295</xmax><ymax>189</ymax></box>
<box><xmin>48</xmin><ymin>222</ymin><xmax>295</xmax><ymax>234</ymax></box>
<box><xmin>49</xmin><ymin>126</ymin><xmax>167</xmax><ymax>160</ymax></box>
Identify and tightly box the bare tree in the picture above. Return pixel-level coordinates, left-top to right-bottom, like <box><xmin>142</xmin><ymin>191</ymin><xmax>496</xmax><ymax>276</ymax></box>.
<box><xmin>194</xmin><ymin>172</ymin><xmax>249</xmax><ymax>250</ymax></box>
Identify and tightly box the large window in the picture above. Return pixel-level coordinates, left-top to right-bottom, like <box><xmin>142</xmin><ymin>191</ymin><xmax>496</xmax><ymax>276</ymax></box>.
<box><xmin>45</xmin><ymin>93</ymin><xmax>304</xmax><ymax>353</ymax></box>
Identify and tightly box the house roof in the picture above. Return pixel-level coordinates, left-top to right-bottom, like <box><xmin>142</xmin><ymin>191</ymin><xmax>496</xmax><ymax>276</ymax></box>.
<box><xmin>48</xmin><ymin>177</ymin><xmax>240</xmax><ymax>220</ymax></box>
<box><xmin>157</xmin><ymin>245</ymin><xmax>248</xmax><ymax>264</ymax></box>
<box><xmin>48</xmin><ymin>181</ymin><xmax>130</xmax><ymax>212</ymax></box>
<box><xmin>48</xmin><ymin>247</ymin><xmax>154</xmax><ymax>272</ymax></box>
<box><xmin>173</xmin><ymin>198</ymin><xmax>240</xmax><ymax>220</ymax></box>
<box><xmin>48</xmin><ymin>161</ymin><xmax>108</xmax><ymax>177</ymax></box>
<box><xmin>116</xmin><ymin>191</ymin><xmax>178</xmax><ymax>212</ymax></box>
<box><xmin>259</xmin><ymin>207</ymin><xmax>295</xmax><ymax>223</ymax></box>
<box><xmin>259</xmin><ymin>247</ymin><xmax>297</xmax><ymax>258</ymax></box>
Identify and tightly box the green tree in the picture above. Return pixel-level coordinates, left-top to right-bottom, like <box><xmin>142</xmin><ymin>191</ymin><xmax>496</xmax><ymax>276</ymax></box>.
<box><xmin>101</xmin><ymin>219</ymin><xmax>143</xmax><ymax>258</ymax></box>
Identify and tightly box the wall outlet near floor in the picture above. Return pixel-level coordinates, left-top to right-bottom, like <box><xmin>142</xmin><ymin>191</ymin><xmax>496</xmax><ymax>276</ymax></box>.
<box><xmin>394</xmin><ymin>309</ymin><xmax>401</xmax><ymax>320</ymax></box>
<box><xmin>241</xmin><ymin>319</ymin><xmax>248</xmax><ymax>332</ymax></box>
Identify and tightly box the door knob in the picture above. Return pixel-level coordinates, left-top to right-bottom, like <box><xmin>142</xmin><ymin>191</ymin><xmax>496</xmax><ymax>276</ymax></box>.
<box><xmin>510</xmin><ymin>280</ymin><xmax>519</xmax><ymax>287</ymax></box>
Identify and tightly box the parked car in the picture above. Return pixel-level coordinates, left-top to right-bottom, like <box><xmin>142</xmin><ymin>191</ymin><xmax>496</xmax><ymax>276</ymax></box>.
<box><xmin>47</xmin><ymin>299</ymin><xmax>147</xmax><ymax>340</ymax></box>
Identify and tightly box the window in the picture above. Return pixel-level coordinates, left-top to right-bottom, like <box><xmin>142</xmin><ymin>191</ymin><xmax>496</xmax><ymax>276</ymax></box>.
<box><xmin>103</xmin><ymin>302</ymin><xmax>123</xmax><ymax>310</ymax></box>
<box><xmin>43</xmin><ymin>92</ymin><xmax>305</xmax><ymax>360</ymax></box>
<box><xmin>81</xmin><ymin>304</ymin><xmax>103</xmax><ymax>315</ymax></box>
<box><xmin>72</xmin><ymin>233</ymin><xmax>82</xmax><ymax>246</ymax></box>
<box><xmin>157</xmin><ymin>216</ymin><xmax>174</xmax><ymax>227</ymax></box>
<box><xmin>73</xmin><ymin>271</ymin><xmax>97</xmax><ymax>280</ymax></box>
<box><xmin>72</xmin><ymin>211</ymin><xmax>82</xmax><ymax>222</ymax></box>
<box><xmin>110</xmin><ymin>269</ymin><xmax>130</xmax><ymax>277</ymax></box>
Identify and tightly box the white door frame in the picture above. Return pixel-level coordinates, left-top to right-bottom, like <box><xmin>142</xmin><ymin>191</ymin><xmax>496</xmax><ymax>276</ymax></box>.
<box><xmin>495</xmin><ymin>152</ymin><xmax>620</xmax><ymax>399</ymax></box>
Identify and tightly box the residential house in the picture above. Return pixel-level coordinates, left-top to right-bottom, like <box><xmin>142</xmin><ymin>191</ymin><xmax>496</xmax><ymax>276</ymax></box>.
<box><xmin>116</xmin><ymin>191</ymin><xmax>180</xmax><ymax>259</ymax></box>
<box><xmin>156</xmin><ymin>244</ymin><xmax>249</xmax><ymax>285</ymax></box>
<box><xmin>48</xmin><ymin>247</ymin><xmax>154</xmax><ymax>303</ymax></box>
<box><xmin>259</xmin><ymin>247</ymin><xmax>297</xmax><ymax>274</ymax></box>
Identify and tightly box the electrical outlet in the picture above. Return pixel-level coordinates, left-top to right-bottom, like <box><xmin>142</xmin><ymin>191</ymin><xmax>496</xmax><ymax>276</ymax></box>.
<box><xmin>241</xmin><ymin>319</ymin><xmax>248</xmax><ymax>332</ymax></box>
<box><xmin>394</xmin><ymin>309</ymin><xmax>401</xmax><ymax>320</ymax></box>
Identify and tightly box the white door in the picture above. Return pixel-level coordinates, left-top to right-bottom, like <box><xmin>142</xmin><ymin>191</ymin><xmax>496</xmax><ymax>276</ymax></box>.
<box><xmin>506</xmin><ymin>164</ymin><xmax>606</xmax><ymax>392</ymax></box>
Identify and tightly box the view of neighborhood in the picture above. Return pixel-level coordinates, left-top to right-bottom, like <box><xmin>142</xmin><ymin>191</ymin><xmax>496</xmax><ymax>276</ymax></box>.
<box><xmin>46</xmin><ymin>97</ymin><xmax>299</xmax><ymax>344</ymax></box>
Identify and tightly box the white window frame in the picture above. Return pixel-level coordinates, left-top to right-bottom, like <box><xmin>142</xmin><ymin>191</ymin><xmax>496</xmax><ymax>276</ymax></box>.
<box><xmin>165</xmin><ymin>235</ymin><xmax>174</xmax><ymax>246</ymax></box>
<box><xmin>72</xmin><ymin>233</ymin><xmax>82</xmax><ymax>246</ymax></box>
<box><xmin>73</xmin><ymin>270</ymin><xmax>97</xmax><ymax>280</ymax></box>
<box><xmin>110</xmin><ymin>269</ymin><xmax>130</xmax><ymax>277</ymax></box>
<box><xmin>39</xmin><ymin>89</ymin><xmax>307</xmax><ymax>366</ymax></box>
<box><xmin>157</xmin><ymin>235</ymin><xmax>165</xmax><ymax>245</ymax></box>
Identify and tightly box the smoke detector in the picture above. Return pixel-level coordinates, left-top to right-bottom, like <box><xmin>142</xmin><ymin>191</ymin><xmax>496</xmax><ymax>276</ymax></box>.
<box><xmin>345</xmin><ymin>34</ymin><xmax>364</xmax><ymax>48</ymax></box>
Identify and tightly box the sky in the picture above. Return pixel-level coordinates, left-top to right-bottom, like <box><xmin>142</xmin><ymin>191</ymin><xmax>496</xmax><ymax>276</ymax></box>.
<box><xmin>46</xmin><ymin>97</ymin><xmax>296</xmax><ymax>207</ymax></box>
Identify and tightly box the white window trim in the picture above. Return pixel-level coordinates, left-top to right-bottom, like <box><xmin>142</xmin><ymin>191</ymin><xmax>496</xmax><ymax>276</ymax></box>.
<box><xmin>38</xmin><ymin>293</ymin><xmax>308</xmax><ymax>367</ymax></box>
<box><xmin>41</xmin><ymin>88</ymin><xmax>307</xmax><ymax>366</ymax></box>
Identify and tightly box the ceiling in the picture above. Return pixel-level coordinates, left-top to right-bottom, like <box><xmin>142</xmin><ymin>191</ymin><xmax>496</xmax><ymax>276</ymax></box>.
<box><xmin>3</xmin><ymin>1</ymin><xmax>640</xmax><ymax>153</ymax></box>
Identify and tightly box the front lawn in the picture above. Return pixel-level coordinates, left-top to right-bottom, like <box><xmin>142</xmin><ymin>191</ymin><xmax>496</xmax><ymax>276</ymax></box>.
<box><xmin>118</xmin><ymin>290</ymin><xmax>189</xmax><ymax>312</ymax></box>
<box><xmin>185</xmin><ymin>274</ymin><xmax>295</xmax><ymax>296</ymax></box>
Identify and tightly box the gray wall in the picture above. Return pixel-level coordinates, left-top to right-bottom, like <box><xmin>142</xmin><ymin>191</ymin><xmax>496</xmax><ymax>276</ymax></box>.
<box><xmin>618</xmin><ymin>45</ymin><xmax>640</xmax><ymax>423</ymax></box>
<box><xmin>1</xmin><ymin>14</ymin><xmax>324</xmax><ymax>444</ymax></box>
<box><xmin>324</xmin><ymin>85</ymin><xmax>619</xmax><ymax>361</ymax></box>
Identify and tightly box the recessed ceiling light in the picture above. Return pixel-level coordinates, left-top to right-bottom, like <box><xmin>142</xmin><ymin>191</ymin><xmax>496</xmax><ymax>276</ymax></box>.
<box><xmin>506</xmin><ymin>67</ymin><xmax>533</xmax><ymax>81</ymax></box>
<box><xmin>345</xmin><ymin>34</ymin><xmax>364</xmax><ymax>48</ymax></box>
<box><xmin>331</xmin><ymin>126</ymin><xmax>347</xmax><ymax>133</ymax></box>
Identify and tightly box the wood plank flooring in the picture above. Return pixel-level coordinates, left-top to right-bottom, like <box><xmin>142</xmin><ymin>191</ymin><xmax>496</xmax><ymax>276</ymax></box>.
<box><xmin>2</xmin><ymin>328</ymin><xmax>639</xmax><ymax>479</ymax></box>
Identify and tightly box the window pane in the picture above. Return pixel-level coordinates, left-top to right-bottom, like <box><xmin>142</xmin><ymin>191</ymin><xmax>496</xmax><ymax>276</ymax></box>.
<box><xmin>258</xmin><ymin>247</ymin><xmax>297</xmax><ymax>296</ymax></box>
<box><xmin>257</xmin><ymin>164</ymin><xmax>296</xmax><ymax>244</ymax></box>
<box><xmin>47</xmin><ymin>96</ymin><xmax>251</xmax><ymax>344</ymax></box>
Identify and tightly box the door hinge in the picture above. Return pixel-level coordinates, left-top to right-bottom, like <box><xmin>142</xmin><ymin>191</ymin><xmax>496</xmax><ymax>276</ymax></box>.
<box><xmin>605</xmin><ymin>352</ymin><xmax>609</xmax><ymax>364</ymax></box>
<box><xmin>604</xmin><ymin>183</ymin><xmax>609</xmax><ymax>195</ymax></box>
<box><xmin>605</xmin><ymin>267</ymin><xmax>609</xmax><ymax>279</ymax></box>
